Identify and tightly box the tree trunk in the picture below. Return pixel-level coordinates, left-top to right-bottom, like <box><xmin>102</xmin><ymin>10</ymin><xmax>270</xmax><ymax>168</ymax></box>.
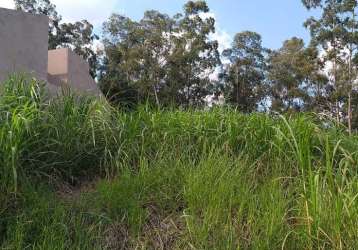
<box><xmin>332</xmin><ymin>12</ymin><xmax>340</xmax><ymax>125</ymax></box>
<box><xmin>236</xmin><ymin>65</ymin><xmax>240</xmax><ymax>106</ymax></box>
<box><xmin>333</xmin><ymin>51</ymin><xmax>340</xmax><ymax>124</ymax></box>
<box><xmin>153</xmin><ymin>84</ymin><xmax>160</xmax><ymax>108</ymax></box>
<box><xmin>347</xmin><ymin>10</ymin><xmax>356</xmax><ymax>135</ymax></box>
<box><xmin>348</xmin><ymin>92</ymin><xmax>352</xmax><ymax>135</ymax></box>
<box><xmin>348</xmin><ymin>47</ymin><xmax>352</xmax><ymax>135</ymax></box>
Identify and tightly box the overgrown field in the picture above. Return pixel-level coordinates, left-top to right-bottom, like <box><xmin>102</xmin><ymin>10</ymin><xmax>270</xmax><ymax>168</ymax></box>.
<box><xmin>1</xmin><ymin>75</ymin><xmax>358</xmax><ymax>249</ymax></box>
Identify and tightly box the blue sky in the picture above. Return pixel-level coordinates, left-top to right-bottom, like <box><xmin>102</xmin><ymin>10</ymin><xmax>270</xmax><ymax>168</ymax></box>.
<box><xmin>112</xmin><ymin>0</ymin><xmax>319</xmax><ymax>49</ymax></box>
<box><xmin>1</xmin><ymin>0</ymin><xmax>319</xmax><ymax>49</ymax></box>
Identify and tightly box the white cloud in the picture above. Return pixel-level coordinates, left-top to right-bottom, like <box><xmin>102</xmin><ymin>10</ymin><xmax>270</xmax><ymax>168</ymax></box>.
<box><xmin>0</xmin><ymin>0</ymin><xmax>116</xmax><ymax>27</ymax></box>
<box><xmin>50</xmin><ymin>0</ymin><xmax>116</xmax><ymax>26</ymax></box>
<box><xmin>211</xmin><ymin>28</ymin><xmax>232</xmax><ymax>54</ymax></box>
<box><xmin>200</xmin><ymin>12</ymin><xmax>232</xmax><ymax>81</ymax></box>
<box><xmin>201</xmin><ymin>12</ymin><xmax>232</xmax><ymax>53</ymax></box>
<box><xmin>198</xmin><ymin>12</ymin><xmax>215</xmax><ymax>20</ymax></box>
<box><xmin>0</xmin><ymin>0</ymin><xmax>15</xmax><ymax>9</ymax></box>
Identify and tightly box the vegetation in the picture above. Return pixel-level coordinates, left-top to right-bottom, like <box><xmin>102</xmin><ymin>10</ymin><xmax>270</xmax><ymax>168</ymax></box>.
<box><xmin>100</xmin><ymin>1</ymin><xmax>220</xmax><ymax>108</ymax></box>
<box><xmin>3</xmin><ymin>0</ymin><xmax>358</xmax><ymax>249</ymax></box>
<box><xmin>0</xmin><ymin>75</ymin><xmax>358</xmax><ymax>249</ymax></box>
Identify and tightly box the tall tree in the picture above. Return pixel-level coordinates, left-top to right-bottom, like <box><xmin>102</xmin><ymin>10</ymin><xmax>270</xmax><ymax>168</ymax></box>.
<box><xmin>101</xmin><ymin>12</ymin><xmax>173</xmax><ymax>107</ymax></box>
<box><xmin>166</xmin><ymin>1</ymin><xmax>220</xmax><ymax>106</ymax></box>
<box><xmin>222</xmin><ymin>31</ymin><xmax>267</xmax><ymax>112</ymax></box>
<box><xmin>303</xmin><ymin>0</ymin><xmax>358</xmax><ymax>133</ymax></box>
<box><xmin>100</xmin><ymin>1</ymin><xmax>220</xmax><ymax>107</ymax></box>
<box><xmin>268</xmin><ymin>37</ymin><xmax>327</xmax><ymax>112</ymax></box>
<box><xmin>100</xmin><ymin>14</ymin><xmax>142</xmax><ymax>107</ymax></box>
<box><xmin>339</xmin><ymin>0</ymin><xmax>358</xmax><ymax>134</ymax></box>
<box><xmin>138</xmin><ymin>11</ymin><xmax>174</xmax><ymax>106</ymax></box>
<box><xmin>14</xmin><ymin>0</ymin><xmax>99</xmax><ymax>78</ymax></box>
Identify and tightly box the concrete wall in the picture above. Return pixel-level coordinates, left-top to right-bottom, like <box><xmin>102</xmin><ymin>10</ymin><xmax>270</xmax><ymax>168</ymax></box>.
<box><xmin>0</xmin><ymin>7</ymin><xmax>48</xmax><ymax>83</ymax></box>
<box><xmin>67</xmin><ymin>49</ymin><xmax>101</xmax><ymax>95</ymax></box>
<box><xmin>47</xmin><ymin>48</ymin><xmax>101</xmax><ymax>95</ymax></box>
<box><xmin>0</xmin><ymin>8</ymin><xmax>101</xmax><ymax>97</ymax></box>
<box><xmin>47</xmin><ymin>48</ymin><xmax>69</xmax><ymax>94</ymax></box>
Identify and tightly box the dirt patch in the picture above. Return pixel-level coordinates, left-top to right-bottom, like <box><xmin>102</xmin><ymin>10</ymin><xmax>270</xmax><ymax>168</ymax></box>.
<box><xmin>136</xmin><ymin>204</ymin><xmax>186</xmax><ymax>250</ymax></box>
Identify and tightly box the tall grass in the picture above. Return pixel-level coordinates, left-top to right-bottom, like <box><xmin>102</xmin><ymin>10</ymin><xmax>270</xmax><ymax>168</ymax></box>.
<box><xmin>1</xmin><ymin>75</ymin><xmax>358</xmax><ymax>249</ymax></box>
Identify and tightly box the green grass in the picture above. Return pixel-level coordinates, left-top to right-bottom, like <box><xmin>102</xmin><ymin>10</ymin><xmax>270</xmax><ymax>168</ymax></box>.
<box><xmin>1</xmin><ymin>75</ymin><xmax>358</xmax><ymax>249</ymax></box>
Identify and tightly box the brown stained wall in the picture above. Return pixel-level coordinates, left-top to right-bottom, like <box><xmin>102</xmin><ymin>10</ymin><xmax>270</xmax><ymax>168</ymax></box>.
<box><xmin>47</xmin><ymin>48</ymin><xmax>101</xmax><ymax>96</ymax></box>
<box><xmin>0</xmin><ymin>7</ymin><xmax>48</xmax><ymax>82</ymax></box>
<box><xmin>47</xmin><ymin>48</ymin><xmax>69</xmax><ymax>94</ymax></box>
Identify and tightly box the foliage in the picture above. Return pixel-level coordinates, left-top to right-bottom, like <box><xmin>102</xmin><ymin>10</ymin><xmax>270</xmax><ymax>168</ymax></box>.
<box><xmin>1</xmin><ymin>76</ymin><xmax>358</xmax><ymax>249</ymax></box>
<box><xmin>303</xmin><ymin>0</ymin><xmax>358</xmax><ymax>132</ymax></box>
<box><xmin>99</xmin><ymin>1</ymin><xmax>220</xmax><ymax>108</ymax></box>
<box><xmin>222</xmin><ymin>31</ymin><xmax>267</xmax><ymax>112</ymax></box>
<box><xmin>268</xmin><ymin>37</ymin><xmax>328</xmax><ymax>112</ymax></box>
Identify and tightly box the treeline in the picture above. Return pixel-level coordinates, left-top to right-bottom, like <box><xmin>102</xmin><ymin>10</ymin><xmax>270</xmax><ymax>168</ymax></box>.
<box><xmin>13</xmin><ymin>0</ymin><xmax>358</xmax><ymax>132</ymax></box>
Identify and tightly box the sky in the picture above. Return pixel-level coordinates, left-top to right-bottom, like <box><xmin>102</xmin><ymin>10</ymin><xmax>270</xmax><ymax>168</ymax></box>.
<box><xmin>0</xmin><ymin>0</ymin><xmax>319</xmax><ymax>50</ymax></box>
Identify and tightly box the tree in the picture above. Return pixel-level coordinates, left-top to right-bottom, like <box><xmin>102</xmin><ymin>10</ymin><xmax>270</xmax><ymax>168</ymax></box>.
<box><xmin>101</xmin><ymin>12</ymin><xmax>173</xmax><ymax>107</ymax></box>
<box><xmin>336</xmin><ymin>0</ymin><xmax>358</xmax><ymax>134</ymax></box>
<box><xmin>166</xmin><ymin>1</ymin><xmax>220</xmax><ymax>106</ymax></box>
<box><xmin>100</xmin><ymin>14</ymin><xmax>142</xmax><ymax>107</ymax></box>
<box><xmin>14</xmin><ymin>0</ymin><xmax>99</xmax><ymax>78</ymax></box>
<box><xmin>100</xmin><ymin>1</ymin><xmax>220</xmax><ymax>107</ymax></box>
<box><xmin>303</xmin><ymin>0</ymin><xmax>346</xmax><ymax>122</ymax></box>
<box><xmin>138</xmin><ymin>11</ymin><xmax>174</xmax><ymax>107</ymax></box>
<box><xmin>222</xmin><ymin>31</ymin><xmax>267</xmax><ymax>112</ymax></box>
<box><xmin>268</xmin><ymin>37</ymin><xmax>327</xmax><ymax>112</ymax></box>
<box><xmin>302</xmin><ymin>0</ymin><xmax>358</xmax><ymax>133</ymax></box>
